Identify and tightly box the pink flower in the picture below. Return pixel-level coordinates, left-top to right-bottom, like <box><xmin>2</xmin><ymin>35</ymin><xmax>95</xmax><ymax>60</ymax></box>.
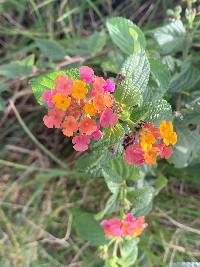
<box><xmin>92</xmin><ymin>123</ymin><xmax>102</xmax><ymax>140</ymax></box>
<box><xmin>62</xmin><ymin>116</ymin><xmax>78</xmax><ymax>137</ymax></box>
<box><xmin>121</xmin><ymin>213</ymin><xmax>137</xmax><ymax>236</ymax></box>
<box><xmin>100</xmin><ymin>108</ymin><xmax>118</xmax><ymax>128</ymax></box>
<box><xmin>144</xmin><ymin>122</ymin><xmax>160</xmax><ymax>138</ymax></box>
<box><xmin>55</xmin><ymin>75</ymin><xmax>73</xmax><ymax>96</ymax></box>
<box><xmin>103</xmin><ymin>79</ymin><xmax>116</xmax><ymax>93</ymax></box>
<box><xmin>79</xmin><ymin>117</ymin><xmax>97</xmax><ymax>135</ymax></box>
<box><xmin>122</xmin><ymin>213</ymin><xmax>147</xmax><ymax>238</ymax></box>
<box><xmin>43</xmin><ymin>108</ymin><xmax>65</xmax><ymax>128</ymax></box>
<box><xmin>42</xmin><ymin>89</ymin><xmax>56</xmax><ymax>107</ymax></box>
<box><xmin>155</xmin><ymin>143</ymin><xmax>173</xmax><ymax>159</ymax></box>
<box><xmin>101</xmin><ymin>213</ymin><xmax>147</xmax><ymax>239</ymax></box>
<box><xmin>124</xmin><ymin>144</ymin><xmax>145</xmax><ymax>165</ymax></box>
<box><xmin>79</xmin><ymin>66</ymin><xmax>94</xmax><ymax>83</ymax></box>
<box><xmin>72</xmin><ymin>135</ymin><xmax>91</xmax><ymax>151</ymax></box>
<box><xmin>101</xmin><ymin>218</ymin><xmax>123</xmax><ymax>237</ymax></box>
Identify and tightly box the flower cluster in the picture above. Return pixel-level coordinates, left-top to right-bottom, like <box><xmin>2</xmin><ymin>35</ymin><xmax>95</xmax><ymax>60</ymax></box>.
<box><xmin>124</xmin><ymin>121</ymin><xmax>177</xmax><ymax>165</ymax></box>
<box><xmin>42</xmin><ymin>66</ymin><xmax>118</xmax><ymax>151</ymax></box>
<box><xmin>101</xmin><ymin>213</ymin><xmax>147</xmax><ymax>239</ymax></box>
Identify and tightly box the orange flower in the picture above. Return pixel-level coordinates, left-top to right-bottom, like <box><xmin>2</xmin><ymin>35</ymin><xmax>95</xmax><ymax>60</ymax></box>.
<box><xmin>83</xmin><ymin>102</ymin><xmax>97</xmax><ymax>116</ymax></box>
<box><xmin>144</xmin><ymin>147</ymin><xmax>159</xmax><ymax>165</ymax></box>
<box><xmin>79</xmin><ymin>117</ymin><xmax>97</xmax><ymax>135</ymax></box>
<box><xmin>93</xmin><ymin>93</ymin><xmax>113</xmax><ymax>112</ymax></box>
<box><xmin>93</xmin><ymin>76</ymin><xmax>106</xmax><ymax>92</ymax></box>
<box><xmin>159</xmin><ymin>120</ymin><xmax>177</xmax><ymax>146</ymax></box>
<box><xmin>52</xmin><ymin>93</ymin><xmax>71</xmax><ymax>111</ymax></box>
<box><xmin>140</xmin><ymin>129</ymin><xmax>156</xmax><ymax>152</ymax></box>
<box><xmin>62</xmin><ymin>116</ymin><xmax>78</xmax><ymax>137</ymax></box>
<box><xmin>72</xmin><ymin>80</ymin><xmax>88</xmax><ymax>99</ymax></box>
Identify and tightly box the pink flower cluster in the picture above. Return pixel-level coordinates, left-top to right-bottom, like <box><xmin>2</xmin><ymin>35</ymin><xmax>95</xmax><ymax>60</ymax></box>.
<box><xmin>124</xmin><ymin>122</ymin><xmax>177</xmax><ymax>166</ymax></box>
<box><xmin>101</xmin><ymin>213</ymin><xmax>147</xmax><ymax>238</ymax></box>
<box><xmin>42</xmin><ymin>66</ymin><xmax>118</xmax><ymax>151</ymax></box>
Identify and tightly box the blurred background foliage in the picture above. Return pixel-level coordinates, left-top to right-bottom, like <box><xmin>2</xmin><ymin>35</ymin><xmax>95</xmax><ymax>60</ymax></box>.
<box><xmin>0</xmin><ymin>0</ymin><xmax>200</xmax><ymax>266</ymax></box>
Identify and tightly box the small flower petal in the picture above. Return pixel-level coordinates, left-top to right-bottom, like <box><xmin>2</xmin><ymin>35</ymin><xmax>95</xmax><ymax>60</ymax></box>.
<box><xmin>80</xmin><ymin>66</ymin><xmax>94</xmax><ymax>83</ymax></box>
<box><xmin>103</xmin><ymin>79</ymin><xmax>116</xmax><ymax>93</ymax></box>
<box><xmin>72</xmin><ymin>135</ymin><xmax>91</xmax><ymax>151</ymax></box>
<box><xmin>100</xmin><ymin>108</ymin><xmax>118</xmax><ymax>128</ymax></box>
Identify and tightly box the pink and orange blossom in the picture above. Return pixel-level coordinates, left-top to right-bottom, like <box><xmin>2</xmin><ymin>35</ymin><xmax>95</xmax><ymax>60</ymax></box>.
<box><xmin>101</xmin><ymin>213</ymin><xmax>147</xmax><ymax>238</ymax></box>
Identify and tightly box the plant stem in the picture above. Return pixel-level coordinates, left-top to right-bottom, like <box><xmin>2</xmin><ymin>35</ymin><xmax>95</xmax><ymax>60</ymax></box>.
<box><xmin>0</xmin><ymin>159</ymin><xmax>74</xmax><ymax>176</ymax></box>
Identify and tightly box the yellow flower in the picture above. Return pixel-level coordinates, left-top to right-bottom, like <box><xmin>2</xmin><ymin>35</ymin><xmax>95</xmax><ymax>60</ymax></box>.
<box><xmin>144</xmin><ymin>147</ymin><xmax>159</xmax><ymax>165</ymax></box>
<box><xmin>72</xmin><ymin>80</ymin><xmax>88</xmax><ymax>99</ymax></box>
<box><xmin>52</xmin><ymin>93</ymin><xmax>71</xmax><ymax>111</ymax></box>
<box><xmin>83</xmin><ymin>102</ymin><xmax>97</xmax><ymax>116</ymax></box>
<box><xmin>159</xmin><ymin>120</ymin><xmax>177</xmax><ymax>146</ymax></box>
<box><xmin>140</xmin><ymin>129</ymin><xmax>156</xmax><ymax>152</ymax></box>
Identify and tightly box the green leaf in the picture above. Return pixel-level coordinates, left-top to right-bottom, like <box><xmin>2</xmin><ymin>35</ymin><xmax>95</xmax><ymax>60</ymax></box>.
<box><xmin>119</xmin><ymin>239</ymin><xmax>139</xmax><ymax>267</ymax></box>
<box><xmin>105</xmin><ymin>158</ymin><xmax>140</xmax><ymax>182</ymax></box>
<box><xmin>149</xmin><ymin>57</ymin><xmax>171</xmax><ymax>96</ymax></box>
<box><xmin>115</xmin><ymin>50</ymin><xmax>150</xmax><ymax>107</ymax></box>
<box><xmin>72</xmin><ymin>209</ymin><xmax>106</xmax><ymax>246</ymax></box>
<box><xmin>182</xmin><ymin>101</ymin><xmax>200</xmax><ymax>125</ymax></box>
<box><xmin>67</xmin><ymin>31</ymin><xmax>106</xmax><ymax>56</ymax></box>
<box><xmin>170</xmin><ymin>59</ymin><xmax>200</xmax><ymax>92</ymax></box>
<box><xmin>154</xmin><ymin>20</ymin><xmax>186</xmax><ymax>54</ymax></box>
<box><xmin>106</xmin><ymin>17</ymin><xmax>146</xmax><ymax>55</ymax></box>
<box><xmin>144</xmin><ymin>99</ymin><xmax>172</xmax><ymax>123</ymax></box>
<box><xmin>0</xmin><ymin>95</ymin><xmax>5</xmax><ymax>111</ymax></box>
<box><xmin>154</xmin><ymin>175</ymin><xmax>168</xmax><ymax>195</ymax></box>
<box><xmin>101</xmin><ymin>51</ymin><xmax>124</xmax><ymax>74</ymax></box>
<box><xmin>35</xmin><ymin>38</ymin><xmax>66</xmax><ymax>61</ymax></box>
<box><xmin>30</xmin><ymin>68</ymin><xmax>79</xmax><ymax>105</ymax></box>
<box><xmin>0</xmin><ymin>55</ymin><xmax>35</xmax><ymax>79</ymax></box>
<box><xmin>127</xmin><ymin>186</ymin><xmax>154</xmax><ymax>214</ymax></box>
<box><xmin>102</xmin><ymin>167</ymin><xmax>122</xmax><ymax>194</ymax></box>
<box><xmin>95</xmin><ymin>193</ymin><xmax>120</xmax><ymax>220</ymax></box>
<box><xmin>103</xmin><ymin>123</ymin><xmax>125</xmax><ymax>145</ymax></box>
<box><xmin>169</xmin><ymin>120</ymin><xmax>200</xmax><ymax>168</ymax></box>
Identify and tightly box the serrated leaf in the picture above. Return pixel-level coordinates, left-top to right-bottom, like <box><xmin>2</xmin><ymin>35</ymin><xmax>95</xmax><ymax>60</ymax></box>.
<box><xmin>108</xmin><ymin>158</ymin><xmax>140</xmax><ymax>181</ymax></box>
<box><xmin>76</xmin><ymin>148</ymin><xmax>111</xmax><ymax>177</ymax></box>
<box><xmin>149</xmin><ymin>57</ymin><xmax>171</xmax><ymax>96</ymax></box>
<box><xmin>35</xmin><ymin>38</ymin><xmax>66</xmax><ymax>60</ymax></box>
<box><xmin>170</xmin><ymin>59</ymin><xmax>200</xmax><ymax>92</ymax></box>
<box><xmin>102</xmin><ymin>167</ymin><xmax>122</xmax><ymax>194</ymax></box>
<box><xmin>95</xmin><ymin>193</ymin><xmax>120</xmax><ymax>220</ymax></box>
<box><xmin>106</xmin><ymin>17</ymin><xmax>146</xmax><ymax>55</ymax></box>
<box><xmin>183</xmin><ymin>101</ymin><xmax>200</xmax><ymax>125</ymax></box>
<box><xmin>72</xmin><ymin>209</ymin><xmax>106</xmax><ymax>246</ymax></box>
<box><xmin>119</xmin><ymin>239</ymin><xmax>139</xmax><ymax>267</ymax></box>
<box><xmin>144</xmin><ymin>99</ymin><xmax>172</xmax><ymax>123</ymax></box>
<box><xmin>103</xmin><ymin>123</ymin><xmax>125</xmax><ymax>145</ymax></box>
<box><xmin>154</xmin><ymin>20</ymin><xmax>186</xmax><ymax>54</ymax></box>
<box><xmin>30</xmin><ymin>68</ymin><xmax>79</xmax><ymax>105</ymax></box>
<box><xmin>169</xmin><ymin>120</ymin><xmax>200</xmax><ymax>168</ymax></box>
<box><xmin>127</xmin><ymin>186</ymin><xmax>154</xmax><ymax>214</ymax></box>
<box><xmin>115</xmin><ymin>50</ymin><xmax>150</xmax><ymax>107</ymax></box>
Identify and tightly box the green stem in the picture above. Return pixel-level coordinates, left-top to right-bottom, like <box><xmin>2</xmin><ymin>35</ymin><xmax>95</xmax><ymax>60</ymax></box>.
<box><xmin>10</xmin><ymin>101</ymin><xmax>67</xmax><ymax>168</ymax></box>
<box><xmin>0</xmin><ymin>159</ymin><xmax>74</xmax><ymax>176</ymax></box>
<box><xmin>113</xmin><ymin>239</ymin><xmax>119</xmax><ymax>258</ymax></box>
<box><xmin>119</xmin><ymin>181</ymin><xmax>127</xmax><ymax>218</ymax></box>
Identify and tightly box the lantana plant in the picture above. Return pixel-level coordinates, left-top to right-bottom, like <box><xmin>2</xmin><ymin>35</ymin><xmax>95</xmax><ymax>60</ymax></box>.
<box><xmin>30</xmin><ymin>17</ymin><xmax>178</xmax><ymax>266</ymax></box>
